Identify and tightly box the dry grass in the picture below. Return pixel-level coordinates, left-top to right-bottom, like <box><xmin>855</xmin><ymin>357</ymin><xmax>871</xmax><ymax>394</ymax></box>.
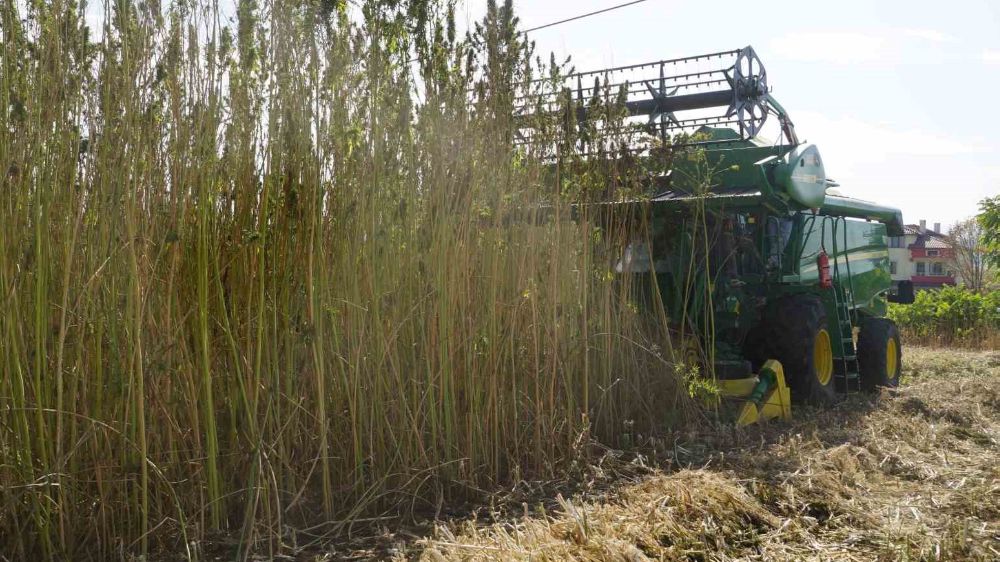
<box><xmin>898</xmin><ymin>329</ymin><xmax>1000</xmax><ymax>351</ymax></box>
<box><xmin>400</xmin><ymin>347</ymin><xmax>1000</xmax><ymax>562</ymax></box>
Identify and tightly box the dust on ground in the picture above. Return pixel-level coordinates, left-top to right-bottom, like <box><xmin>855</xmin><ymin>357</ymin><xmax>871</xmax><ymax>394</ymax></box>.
<box><xmin>383</xmin><ymin>347</ymin><xmax>1000</xmax><ymax>562</ymax></box>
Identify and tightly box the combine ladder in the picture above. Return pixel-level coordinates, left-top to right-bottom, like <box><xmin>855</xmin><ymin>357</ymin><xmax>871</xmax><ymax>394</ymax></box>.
<box><xmin>828</xmin><ymin>217</ymin><xmax>861</xmax><ymax>393</ymax></box>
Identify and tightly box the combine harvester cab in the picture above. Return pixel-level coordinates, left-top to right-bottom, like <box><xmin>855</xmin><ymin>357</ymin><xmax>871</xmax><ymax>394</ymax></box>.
<box><xmin>519</xmin><ymin>47</ymin><xmax>915</xmax><ymax>425</ymax></box>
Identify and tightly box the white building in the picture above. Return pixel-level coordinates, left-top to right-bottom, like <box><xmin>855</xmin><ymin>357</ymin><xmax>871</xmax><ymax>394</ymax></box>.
<box><xmin>888</xmin><ymin>220</ymin><xmax>958</xmax><ymax>290</ymax></box>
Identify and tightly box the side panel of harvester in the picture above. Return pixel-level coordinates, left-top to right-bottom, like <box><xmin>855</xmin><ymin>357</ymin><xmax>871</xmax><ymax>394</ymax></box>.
<box><xmin>795</xmin><ymin>215</ymin><xmax>892</xmax><ymax>317</ymax></box>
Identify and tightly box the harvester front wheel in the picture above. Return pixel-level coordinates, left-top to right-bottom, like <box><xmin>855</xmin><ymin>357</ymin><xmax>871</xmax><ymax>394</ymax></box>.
<box><xmin>858</xmin><ymin>318</ymin><xmax>902</xmax><ymax>390</ymax></box>
<box><xmin>765</xmin><ymin>295</ymin><xmax>837</xmax><ymax>406</ymax></box>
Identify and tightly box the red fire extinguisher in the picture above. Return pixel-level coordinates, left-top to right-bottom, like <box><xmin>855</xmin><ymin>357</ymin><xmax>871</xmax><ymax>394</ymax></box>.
<box><xmin>818</xmin><ymin>251</ymin><xmax>832</xmax><ymax>289</ymax></box>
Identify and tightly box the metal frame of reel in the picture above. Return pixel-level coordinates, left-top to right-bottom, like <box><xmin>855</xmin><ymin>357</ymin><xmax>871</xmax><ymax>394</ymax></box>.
<box><xmin>513</xmin><ymin>45</ymin><xmax>799</xmax><ymax>155</ymax></box>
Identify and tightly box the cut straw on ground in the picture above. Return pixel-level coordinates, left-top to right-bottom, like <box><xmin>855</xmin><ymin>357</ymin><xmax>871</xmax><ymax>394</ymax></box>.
<box><xmin>403</xmin><ymin>347</ymin><xmax>1000</xmax><ymax>562</ymax></box>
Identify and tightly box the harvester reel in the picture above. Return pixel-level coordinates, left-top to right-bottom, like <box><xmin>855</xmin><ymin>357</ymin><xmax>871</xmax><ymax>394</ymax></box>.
<box><xmin>728</xmin><ymin>47</ymin><xmax>769</xmax><ymax>138</ymax></box>
<box><xmin>514</xmin><ymin>45</ymin><xmax>793</xmax><ymax>153</ymax></box>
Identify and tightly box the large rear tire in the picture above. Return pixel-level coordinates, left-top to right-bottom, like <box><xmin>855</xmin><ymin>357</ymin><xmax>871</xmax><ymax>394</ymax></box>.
<box><xmin>764</xmin><ymin>295</ymin><xmax>837</xmax><ymax>406</ymax></box>
<box><xmin>858</xmin><ymin>318</ymin><xmax>902</xmax><ymax>391</ymax></box>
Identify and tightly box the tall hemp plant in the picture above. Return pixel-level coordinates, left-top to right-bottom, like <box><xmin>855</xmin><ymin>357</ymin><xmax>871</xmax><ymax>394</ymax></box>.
<box><xmin>0</xmin><ymin>0</ymin><xmax>694</xmax><ymax>558</ymax></box>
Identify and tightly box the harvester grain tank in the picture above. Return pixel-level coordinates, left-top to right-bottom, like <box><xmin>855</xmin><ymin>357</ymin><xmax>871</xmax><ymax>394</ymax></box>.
<box><xmin>519</xmin><ymin>46</ymin><xmax>914</xmax><ymax>424</ymax></box>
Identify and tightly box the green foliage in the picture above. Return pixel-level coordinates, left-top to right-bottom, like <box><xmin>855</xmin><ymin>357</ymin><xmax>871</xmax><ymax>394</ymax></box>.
<box><xmin>888</xmin><ymin>285</ymin><xmax>1000</xmax><ymax>342</ymax></box>
<box><xmin>677</xmin><ymin>362</ymin><xmax>722</xmax><ymax>406</ymax></box>
<box><xmin>979</xmin><ymin>195</ymin><xmax>1000</xmax><ymax>267</ymax></box>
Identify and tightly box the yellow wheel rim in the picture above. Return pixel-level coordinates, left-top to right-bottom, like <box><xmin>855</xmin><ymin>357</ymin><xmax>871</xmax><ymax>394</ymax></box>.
<box><xmin>886</xmin><ymin>338</ymin><xmax>899</xmax><ymax>378</ymax></box>
<box><xmin>681</xmin><ymin>338</ymin><xmax>702</xmax><ymax>374</ymax></box>
<box><xmin>814</xmin><ymin>328</ymin><xmax>834</xmax><ymax>386</ymax></box>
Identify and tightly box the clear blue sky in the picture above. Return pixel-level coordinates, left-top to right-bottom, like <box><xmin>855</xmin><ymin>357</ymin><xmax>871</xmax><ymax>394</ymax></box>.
<box><xmin>462</xmin><ymin>0</ymin><xmax>1000</xmax><ymax>229</ymax></box>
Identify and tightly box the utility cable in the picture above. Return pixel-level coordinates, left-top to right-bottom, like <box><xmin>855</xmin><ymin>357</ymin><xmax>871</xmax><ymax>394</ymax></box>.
<box><xmin>521</xmin><ymin>0</ymin><xmax>652</xmax><ymax>34</ymax></box>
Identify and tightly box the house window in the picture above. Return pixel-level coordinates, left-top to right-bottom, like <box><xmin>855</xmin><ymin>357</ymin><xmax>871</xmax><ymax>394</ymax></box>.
<box><xmin>932</xmin><ymin>262</ymin><xmax>944</xmax><ymax>275</ymax></box>
<box><xmin>890</xmin><ymin>261</ymin><xmax>897</xmax><ymax>274</ymax></box>
<box><xmin>916</xmin><ymin>262</ymin><xmax>925</xmax><ymax>275</ymax></box>
<box><xmin>889</xmin><ymin>236</ymin><xmax>903</xmax><ymax>248</ymax></box>
<box><xmin>927</xmin><ymin>249</ymin><xmax>939</xmax><ymax>257</ymax></box>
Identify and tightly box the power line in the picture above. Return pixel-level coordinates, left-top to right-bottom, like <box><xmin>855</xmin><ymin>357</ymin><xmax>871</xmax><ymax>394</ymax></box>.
<box><xmin>521</xmin><ymin>0</ymin><xmax>652</xmax><ymax>34</ymax></box>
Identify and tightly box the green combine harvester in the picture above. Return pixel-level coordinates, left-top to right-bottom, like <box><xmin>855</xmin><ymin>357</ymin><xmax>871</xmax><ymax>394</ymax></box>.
<box><xmin>522</xmin><ymin>46</ymin><xmax>915</xmax><ymax>424</ymax></box>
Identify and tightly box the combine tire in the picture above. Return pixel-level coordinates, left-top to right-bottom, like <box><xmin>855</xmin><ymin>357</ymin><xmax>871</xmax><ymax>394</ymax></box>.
<box><xmin>764</xmin><ymin>295</ymin><xmax>837</xmax><ymax>406</ymax></box>
<box><xmin>858</xmin><ymin>318</ymin><xmax>901</xmax><ymax>391</ymax></box>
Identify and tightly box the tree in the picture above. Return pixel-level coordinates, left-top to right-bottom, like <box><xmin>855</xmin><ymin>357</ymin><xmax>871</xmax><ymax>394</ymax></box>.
<box><xmin>980</xmin><ymin>195</ymin><xmax>1000</xmax><ymax>267</ymax></box>
<box><xmin>948</xmin><ymin>217</ymin><xmax>996</xmax><ymax>293</ymax></box>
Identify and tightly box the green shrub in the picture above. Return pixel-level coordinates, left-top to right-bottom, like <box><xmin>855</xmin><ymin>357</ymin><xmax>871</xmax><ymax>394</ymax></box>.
<box><xmin>889</xmin><ymin>286</ymin><xmax>1000</xmax><ymax>345</ymax></box>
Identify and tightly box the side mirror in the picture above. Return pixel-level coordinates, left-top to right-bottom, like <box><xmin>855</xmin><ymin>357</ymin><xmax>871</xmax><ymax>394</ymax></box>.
<box><xmin>888</xmin><ymin>280</ymin><xmax>915</xmax><ymax>304</ymax></box>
